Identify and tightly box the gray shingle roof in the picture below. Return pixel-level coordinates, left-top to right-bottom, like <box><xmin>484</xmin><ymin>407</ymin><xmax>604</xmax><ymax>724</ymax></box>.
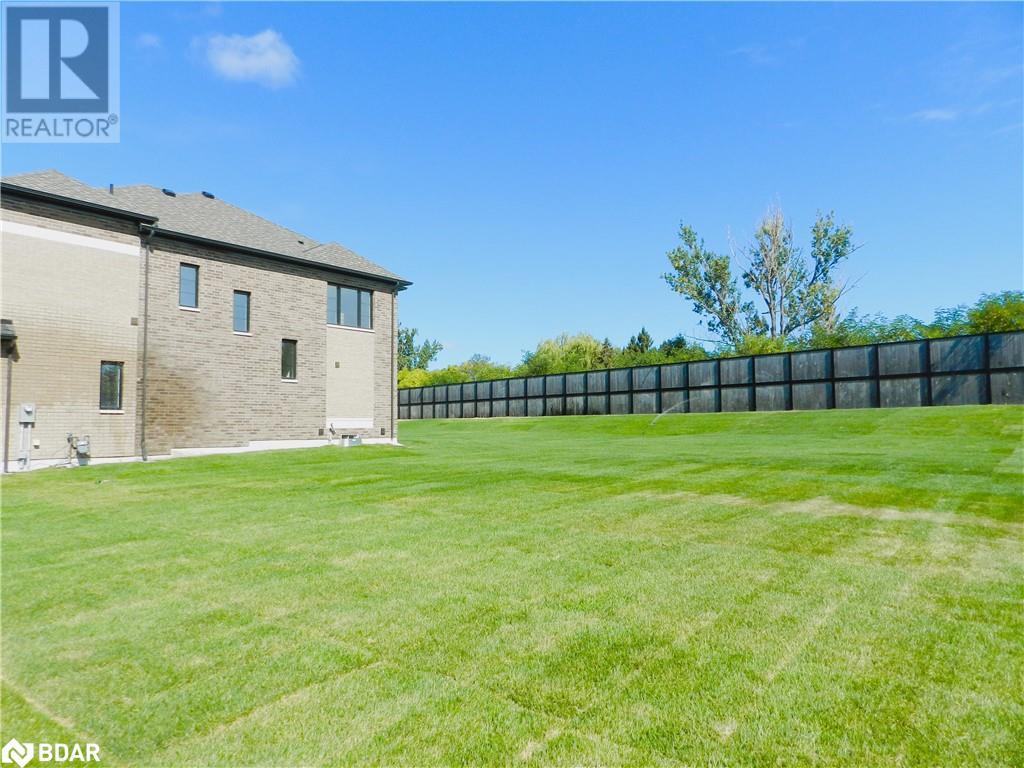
<box><xmin>1</xmin><ymin>169</ymin><xmax>407</xmax><ymax>284</ymax></box>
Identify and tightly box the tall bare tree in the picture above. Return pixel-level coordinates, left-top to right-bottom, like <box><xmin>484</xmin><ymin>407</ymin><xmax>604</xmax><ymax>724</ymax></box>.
<box><xmin>663</xmin><ymin>208</ymin><xmax>857</xmax><ymax>346</ymax></box>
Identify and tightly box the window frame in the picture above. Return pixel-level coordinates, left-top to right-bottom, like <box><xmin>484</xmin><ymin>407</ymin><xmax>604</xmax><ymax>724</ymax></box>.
<box><xmin>281</xmin><ymin>339</ymin><xmax>298</xmax><ymax>381</ymax></box>
<box><xmin>326</xmin><ymin>284</ymin><xmax>373</xmax><ymax>330</ymax></box>
<box><xmin>179</xmin><ymin>263</ymin><xmax>199</xmax><ymax>309</ymax></box>
<box><xmin>233</xmin><ymin>290</ymin><xmax>251</xmax><ymax>334</ymax></box>
<box><xmin>99</xmin><ymin>361</ymin><xmax>124</xmax><ymax>411</ymax></box>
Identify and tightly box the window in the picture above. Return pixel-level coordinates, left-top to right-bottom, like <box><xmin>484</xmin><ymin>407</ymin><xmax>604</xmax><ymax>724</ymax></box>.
<box><xmin>281</xmin><ymin>340</ymin><xmax>297</xmax><ymax>380</ymax></box>
<box><xmin>233</xmin><ymin>291</ymin><xmax>250</xmax><ymax>333</ymax></box>
<box><xmin>326</xmin><ymin>284</ymin><xmax>372</xmax><ymax>329</ymax></box>
<box><xmin>100</xmin><ymin>362</ymin><xmax>123</xmax><ymax>410</ymax></box>
<box><xmin>179</xmin><ymin>264</ymin><xmax>199</xmax><ymax>308</ymax></box>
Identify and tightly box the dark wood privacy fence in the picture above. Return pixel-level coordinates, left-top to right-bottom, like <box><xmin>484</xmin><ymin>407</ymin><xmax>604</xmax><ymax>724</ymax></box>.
<box><xmin>399</xmin><ymin>331</ymin><xmax>1024</xmax><ymax>420</ymax></box>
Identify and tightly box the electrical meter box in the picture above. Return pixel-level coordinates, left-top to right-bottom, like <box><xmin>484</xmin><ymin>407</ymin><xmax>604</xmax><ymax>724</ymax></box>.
<box><xmin>18</xmin><ymin>403</ymin><xmax>36</xmax><ymax>424</ymax></box>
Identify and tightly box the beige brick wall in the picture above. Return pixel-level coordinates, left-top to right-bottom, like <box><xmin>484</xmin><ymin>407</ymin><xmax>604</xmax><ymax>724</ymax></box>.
<box><xmin>0</xmin><ymin>206</ymin><xmax>142</xmax><ymax>463</ymax></box>
<box><xmin>2</xmin><ymin>196</ymin><xmax>400</xmax><ymax>463</ymax></box>
<box><xmin>376</xmin><ymin>290</ymin><xmax>399</xmax><ymax>440</ymax></box>
<box><xmin>140</xmin><ymin>238</ymin><xmax>398</xmax><ymax>454</ymax></box>
<box><xmin>326</xmin><ymin>326</ymin><xmax>375</xmax><ymax>427</ymax></box>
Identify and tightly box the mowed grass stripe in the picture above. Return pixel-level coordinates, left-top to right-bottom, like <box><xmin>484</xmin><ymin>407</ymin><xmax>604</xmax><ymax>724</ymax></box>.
<box><xmin>1</xmin><ymin>406</ymin><xmax>1021</xmax><ymax>766</ymax></box>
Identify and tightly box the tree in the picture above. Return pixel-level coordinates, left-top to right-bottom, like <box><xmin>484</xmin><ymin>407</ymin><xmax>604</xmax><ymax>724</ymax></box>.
<box><xmin>519</xmin><ymin>334</ymin><xmax>608</xmax><ymax>375</ymax></box>
<box><xmin>663</xmin><ymin>226</ymin><xmax>753</xmax><ymax>345</ymax></box>
<box><xmin>962</xmin><ymin>291</ymin><xmax>1024</xmax><ymax>334</ymax></box>
<box><xmin>397</xmin><ymin>367</ymin><xmax>432</xmax><ymax>389</ymax></box>
<box><xmin>397</xmin><ymin>325</ymin><xmax>443</xmax><ymax>371</ymax></box>
<box><xmin>658</xmin><ymin>334</ymin><xmax>709</xmax><ymax>361</ymax></box>
<box><xmin>626</xmin><ymin>327</ymin><xmax>653</xmax><ymax>354</ymax></box>
<box><xmin>663</xmin><ymin>208</ymin><xmax>857</xmax><ymax>346</ymax></box>
<box><xmin>460</xmin><ymin>354</ymin><xmax>513</xmax><ymax>382</ymax></box>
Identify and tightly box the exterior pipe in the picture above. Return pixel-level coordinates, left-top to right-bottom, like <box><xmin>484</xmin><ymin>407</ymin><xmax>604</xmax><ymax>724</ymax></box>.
<box><xmin>2</xmin><ymin>352</ymin><xmax>12</xmax><ymax>474</ymax></box>
<box><xmin>391</xmin><ymin>288</ymin><xmax>396</xmax><ymax>441</ymax></box>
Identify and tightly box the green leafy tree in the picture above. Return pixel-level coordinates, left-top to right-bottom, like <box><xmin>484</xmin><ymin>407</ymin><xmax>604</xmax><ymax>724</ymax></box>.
<box><xmin>664</xmin><ymin>208</ymin><xmax>857</xmax><ymax>346</ymax></box>
<box><xmin>663</xmin><ymin>226</ymin><xmax>753</xmax><ymax>344</ymax></box>
<box><xmin>461</xmin><ymin>354</ymin><xmax>514</xmax><ymax>381</ymax></box>
<box><xmin>396</xmin><ymin>291</ymin><xmax>1021</xmax><ymax>389</ymax></box>
<box><xmin>397</xmin><ymin>368</ymin><xmax>432</xmax><ymax>389</ymax></box>
<box><xmin>397</xmin><ymin>325</ymin><xmax>443</xmax><ymax>371</ymax></box>
<box><xmin>626</xmin><ymin>327</ymin><xmax>654</xmax><ymax>354</ymax></box>
<box><xmin>519</xmin><ymin>334</ymin><xmax>609</xmax><ymax>375</ymax></box>
<box><xmin>965</xmin><ymin>291</ymin><xmax>1024</xmax><ymax>333</ymax></box>
<box><xmin>805</xmin><ymin>292</ymin><xmax>1023</xmax><ymax>351</ymax></box>
<box><xmin>658</xmin><ymin>334</ymin><xmax>709</xmax><ymax>362</ymax></box>
<box><xmin>420</xmin><ymin>366</ymin><xmax>470</xmax><ymax>385</ymax></box>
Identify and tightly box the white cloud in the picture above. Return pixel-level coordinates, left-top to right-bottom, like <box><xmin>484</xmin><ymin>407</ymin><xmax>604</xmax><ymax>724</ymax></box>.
<box><xmin>992</xmin><ymin>121</ymin><xmax>1024</xmax><ymax>136</ymax></box>
<box><xmin>204</xmin><ymin>29</ymin><xmax>299</xmax><ymax>89</ymax></box>
<box><xmin>135</xmin><ymin>32</ymin><xmax>161</xmax><ymax>49</ymax></box>
<box><xmin>910</xmin><ymin>108</ymin><xmax>960</xmax><ymax>122</ymax></box>
<box><xmin>729</xmin><ymin>45</ymin><xmax>776</xmax><ymax>67</ymax></box>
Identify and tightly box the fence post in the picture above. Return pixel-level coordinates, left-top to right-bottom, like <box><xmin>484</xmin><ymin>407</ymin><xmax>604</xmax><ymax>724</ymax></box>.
<box><xmin>786</xmin><ymin>352</ymin><xmax>794</xmax><ymax>411</ymax></box>
<box><xmin>655</xmin><ymin>365</ymin><xmax>662</xmax><ymax>415</ymax></box>
<box><xmin>715</xmin><ymin>358</ymin><xmax>722</xmax><ymax>412</ymax></box>
<box><xmin>925</xmin><ymin>339</ymin><xmax>934</xmax><ymax>407</ymax></box>
<box><xmin>628</xmin><ymin>367</ymin><xmax>634</xmax><ymax>415</ymax></box>
<box><xmin>872</xmin><ymin>345</ymin><xmax>881</xmax><ymax>409</ymax></box>
<box><xmin>983</xmin><ymin>333</ymin><xmax>993</xmax><ymax>405</ymax></box>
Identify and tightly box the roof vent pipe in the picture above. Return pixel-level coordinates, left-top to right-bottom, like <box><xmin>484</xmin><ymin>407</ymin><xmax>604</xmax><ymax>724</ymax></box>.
<box><xmin>108</xmin><ymin>183</ymin><xmax>114</xmax><ymax>194</ymax></box>
<box><xmin>161</xmin><ymin>188</ymin><xmax>176</xmax><ymax>197</ymax></box>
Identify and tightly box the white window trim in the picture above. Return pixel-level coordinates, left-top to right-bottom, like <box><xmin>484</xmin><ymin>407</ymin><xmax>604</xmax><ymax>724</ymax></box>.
<box><xmin>281</xmin><ymin>379</ymin><xmax>298</xmax><ymax>383</ymax></box>
<box><xmin>99</xmin><ymin>409</ymin><xmax>125</xmax><ymax>415</ymax></box>
<box><xmin>326</xmin><ymin>323</ymin><xmax>374</xmax><ymax>334</ymax></box>
<box><xmin>179</xmin><ymin>305</ymin><xmax>200</xmax><ymax>312</ymax></box>
<box><xmin>233</xmin><ymin>331</ymin><xmax>252</xmax><ymax>337</ymax></box>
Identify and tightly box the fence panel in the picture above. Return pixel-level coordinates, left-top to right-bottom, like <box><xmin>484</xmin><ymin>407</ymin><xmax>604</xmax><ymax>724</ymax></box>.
<box><xmin>398</xmin><ymin>332</ymin><xmax>1024</xmax><ymax>421</ymax></box>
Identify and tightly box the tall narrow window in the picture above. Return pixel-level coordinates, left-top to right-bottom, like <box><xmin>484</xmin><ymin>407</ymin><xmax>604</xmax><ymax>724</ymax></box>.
<box><xmin>281</xmin><ymin>340</ymin><xmax>297</xmax><ymax>380</ymax></box>
<box><xmin>327</xmin><ymin>285</ymin><xmax>338</xmax><ymax>326</ymax></box>
<box><xmin>233</xmin><ymin>291</ymin><xmax>250</xmax><ymax>333</ymax></box>
<box><xmin>100</xmin><ymin>362</ymin><xmax>123</xmax><ymax>410</ymax></box>
<box><xmin>326</xmin><ymin>284</ymin><xmax>373</xmax><ymax>329</ymax></box>
<box><xmin>359</xmin><ymin>290</ymin><xmax>373</xmax><ymax>329</ymax></box>
<box><xmin>339</xmin><ymin>286</ymin><xmax>359</xmax><ymax>327</ymax></box>
<box><xmin>179</xmin><ymin>264</ymin><xmax>199</xmax><ymax>308</ymax></box>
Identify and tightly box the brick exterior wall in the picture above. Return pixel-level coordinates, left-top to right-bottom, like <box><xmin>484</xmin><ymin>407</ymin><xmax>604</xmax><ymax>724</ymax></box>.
<box><xmin>1</xmin><ymin>200</ymin><xmax>143</xmax><ymax>463</ymax></box>
<box><xmin>375</xmin><ymin>290</ymin><xmax>399</xmax><ymax>439</ymax></box>
<box><xmin>1</xmin><ymin>196</ymin><xmax>399</xmax><ymax>464</ymax></box>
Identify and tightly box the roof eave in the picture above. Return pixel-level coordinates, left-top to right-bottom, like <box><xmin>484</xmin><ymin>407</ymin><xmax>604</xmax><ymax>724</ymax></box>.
<box><xmin>1</xmin><ymin>182</ymin><xmax>159</xmax><ymax>224</ymax></box>
<box><xmin>144</xmin><ymin>225</ymin><xmax>411</xmax><ymax>289</ymax></box>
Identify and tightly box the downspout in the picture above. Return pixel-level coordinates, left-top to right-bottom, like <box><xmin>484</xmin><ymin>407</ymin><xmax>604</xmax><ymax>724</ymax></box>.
<box><xmin>139</xmin><ymin>225</ymin><xmax>155</xmax><ymax>461</ymax></box>
<box><xmin>3</xmin><ymin>351</ymin><xmax>12</xmax><ymax>474</ymax></box>
<box><xmin>391</xmin><ymin>286</ymin><xmax>397</xmax><ymax>441</ymax></box>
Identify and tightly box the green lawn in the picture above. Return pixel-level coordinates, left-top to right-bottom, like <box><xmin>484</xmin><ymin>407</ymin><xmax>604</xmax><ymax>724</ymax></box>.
<box><xmin>2</xmin><ymin>406</ymin><xmax>1022</xmax><ymax>767</ymax></box>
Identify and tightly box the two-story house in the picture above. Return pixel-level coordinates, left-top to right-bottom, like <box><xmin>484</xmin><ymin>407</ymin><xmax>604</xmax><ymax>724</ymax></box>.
<box><xmin>0</xmin><ymin>170</ymin><xmax>410</xmax><ymax>470</ymax></box>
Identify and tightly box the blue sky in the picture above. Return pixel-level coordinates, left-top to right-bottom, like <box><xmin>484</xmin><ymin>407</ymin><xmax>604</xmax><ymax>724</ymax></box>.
<box><xmin>4</xmin><ymin>2</ymin><xmax>1022</xmax><ymax>366</ymax></box>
